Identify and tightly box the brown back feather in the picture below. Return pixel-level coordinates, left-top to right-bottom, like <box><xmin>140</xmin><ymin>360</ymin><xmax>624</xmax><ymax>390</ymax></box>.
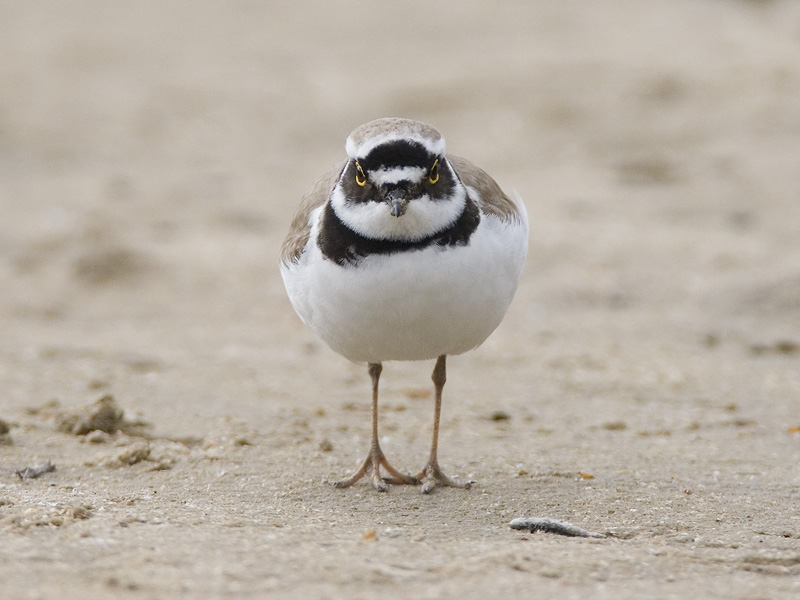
<box><xmin>280</xmin><ymin>160</ymin><xmax>347</xmax><ymax>265</ymax></box>
<box><xmin>448</xmin><ymin>155</ymin><xmax>520</xmax><ymax>222</ymax></box>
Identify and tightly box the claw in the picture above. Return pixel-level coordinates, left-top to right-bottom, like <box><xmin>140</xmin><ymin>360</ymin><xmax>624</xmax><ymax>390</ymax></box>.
<box><xmin>333</xmin><ymin>444</ymin><xmax>416</xmax><ymax>491</ymax></box>
<box><xmin>415</xmin><ymin>461</ymin><xmax>473</xmax><ymax>494</ymax></box>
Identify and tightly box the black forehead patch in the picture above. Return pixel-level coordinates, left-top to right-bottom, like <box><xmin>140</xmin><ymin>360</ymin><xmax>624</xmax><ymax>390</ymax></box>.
<box><xmin>359</xmin><ymin>140</ymin><xmax>434</xmax><ymax>171</ymax></box>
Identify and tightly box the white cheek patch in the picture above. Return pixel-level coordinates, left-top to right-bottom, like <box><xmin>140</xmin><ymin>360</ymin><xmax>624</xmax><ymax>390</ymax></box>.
<box><xmin>330</xmin><ymin>185</ymin><xmax>467</xmax><ymax>242</ymax></box>
<box><xmin>369</xmin><ymin>166</ymin><xmax>426</xmax><ymax>186</ymax></box>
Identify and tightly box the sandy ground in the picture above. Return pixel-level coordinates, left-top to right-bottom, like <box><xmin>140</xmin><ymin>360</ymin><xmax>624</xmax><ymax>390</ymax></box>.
<box><xmin>2</xmin><ymin>1</ymin><xmax>800</xmax><ymax>598</ymax></box>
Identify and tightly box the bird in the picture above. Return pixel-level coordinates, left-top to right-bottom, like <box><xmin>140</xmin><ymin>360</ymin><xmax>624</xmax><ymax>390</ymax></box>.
<box><xmin>279</xmin><ymin>118</ymin><xmax>528</xmax><ymax>493</ymax></box>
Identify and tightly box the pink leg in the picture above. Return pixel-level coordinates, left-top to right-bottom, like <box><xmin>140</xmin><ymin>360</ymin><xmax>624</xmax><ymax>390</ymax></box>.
<box><xmin>333</xmin><ymin>362</ymin><xmax>417</xmax><ymax>491</ymax></box>
<box><xmin>414</xmin><ymin>355</ymin><xmax>473</xmax><ymax>494</ymax></box>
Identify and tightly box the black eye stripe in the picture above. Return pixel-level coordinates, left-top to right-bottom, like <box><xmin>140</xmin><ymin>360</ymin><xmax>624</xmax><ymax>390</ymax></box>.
<box><xmin>340</xmin><ymin>157</ymin><xmax>454</xmax><ymax>203</ymax></box>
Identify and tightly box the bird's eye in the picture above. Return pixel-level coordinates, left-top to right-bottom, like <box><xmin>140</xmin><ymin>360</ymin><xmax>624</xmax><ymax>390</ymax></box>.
<box><xmin>428</xmin><ymin>159</ymin><xmax>440</xmax><ymax>185</ymax></box>
<box><xmin>355</xmin><ymin>162</ymin><xmax>367</xmax><ymax>187</ymax></box>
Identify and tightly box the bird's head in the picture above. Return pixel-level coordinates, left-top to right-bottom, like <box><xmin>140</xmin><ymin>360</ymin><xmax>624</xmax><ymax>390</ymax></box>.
<box><xmin>329</xmin><ymin>118</ymin><xmax>467</xmax><ymax>242</ymax></box>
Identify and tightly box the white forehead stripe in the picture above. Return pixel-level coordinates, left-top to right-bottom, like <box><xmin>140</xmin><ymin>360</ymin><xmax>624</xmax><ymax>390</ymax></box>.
<box><xmin>346</xmin><ymin>132</ymin><xmax>446</xmax><ymax>160</ymax></box>
<box><xmin>369</xmin><ymin>166</ymin><xmax>427</xmax><ymax>186</ymax></box>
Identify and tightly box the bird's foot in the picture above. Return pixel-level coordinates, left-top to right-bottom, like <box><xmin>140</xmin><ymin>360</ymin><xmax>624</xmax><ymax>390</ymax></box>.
<box><xmin>414</xmin><ymin>461</ymin><xmax>473</xmax><ymax>494</ymax></box>
<box><xmin>333</xmin><ymin>446</ymin><xmax>417</xmax><ymax>492</ymax></box>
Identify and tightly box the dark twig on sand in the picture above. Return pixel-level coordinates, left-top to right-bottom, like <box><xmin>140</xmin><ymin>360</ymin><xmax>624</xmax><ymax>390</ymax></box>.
<box><xmin>509</xmin><ymin>517</ymin><xmax>605</xmax><ymax>538</ymax></box>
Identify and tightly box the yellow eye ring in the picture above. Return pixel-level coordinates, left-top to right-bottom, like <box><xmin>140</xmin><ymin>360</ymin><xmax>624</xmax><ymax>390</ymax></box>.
<box><xmin>428</xmin><ymin>159</ymin><xmax>440</xmax><ymax>185</ymax></box>
<box><xmin>355</xmin><ymin>162</ymin><xmax>367</xmax><ymax>187</ymax></box>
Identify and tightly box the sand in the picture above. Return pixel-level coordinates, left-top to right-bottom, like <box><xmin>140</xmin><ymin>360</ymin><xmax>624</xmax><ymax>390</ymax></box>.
<box><xmin>2</xmin><ymin>1</ymin><xmax>800</xmax><ymax>598</ymax></box>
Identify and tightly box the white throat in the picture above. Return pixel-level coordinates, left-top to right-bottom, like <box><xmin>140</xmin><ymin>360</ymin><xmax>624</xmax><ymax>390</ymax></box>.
<box><xmin>329</xmin><ymin>184</ymin><xmax>467</xmax><ymax>242</ymax></box>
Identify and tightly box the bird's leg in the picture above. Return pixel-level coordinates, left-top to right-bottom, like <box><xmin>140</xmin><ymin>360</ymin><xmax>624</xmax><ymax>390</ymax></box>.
<box><xmin>333</xmin><ymin>362</ymin><xmax>417</xmax><ymax>491</ymax></box>
<box><xmin>415</xmin><ymin>355</ymin><xmax>473</xmax><ymax>494</ymax></box>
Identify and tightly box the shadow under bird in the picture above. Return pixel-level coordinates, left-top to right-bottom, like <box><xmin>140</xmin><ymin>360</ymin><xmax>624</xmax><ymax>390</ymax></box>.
<box><xmin>280</xmin><ymin>118</ymin><xmax>528</xmax><ymax>493</ymax></box>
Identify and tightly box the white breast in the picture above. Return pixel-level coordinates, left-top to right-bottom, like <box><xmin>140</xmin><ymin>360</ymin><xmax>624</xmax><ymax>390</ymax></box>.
<box><xmin>280</xmin><ymin>203</ymin><xmax>528</xmax><ymax>363</ymax></box>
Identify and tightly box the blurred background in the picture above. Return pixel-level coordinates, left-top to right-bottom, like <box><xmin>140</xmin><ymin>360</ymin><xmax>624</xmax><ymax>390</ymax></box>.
<box><xmin>1</xmin><ymin>0</ymin><xmax>799</xmax><ymax>428</ymax></box>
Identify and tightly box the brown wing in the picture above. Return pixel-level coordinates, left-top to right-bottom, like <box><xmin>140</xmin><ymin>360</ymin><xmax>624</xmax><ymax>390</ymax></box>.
<box><xmin>448</xmin><ymin>155</ymin><xmax>522</xmax><ymax>223</ymax></box>
<box><xmin>280</xmin><ymin>160</ymin><xmax>347</xmax><ymax>266</ymax></box>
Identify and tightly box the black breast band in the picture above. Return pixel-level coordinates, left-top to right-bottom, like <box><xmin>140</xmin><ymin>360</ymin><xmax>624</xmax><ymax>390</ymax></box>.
<box><xmin>317</xmin><ymin>199</ymin><xmax>480</xmax><ymax>267</ymax></box>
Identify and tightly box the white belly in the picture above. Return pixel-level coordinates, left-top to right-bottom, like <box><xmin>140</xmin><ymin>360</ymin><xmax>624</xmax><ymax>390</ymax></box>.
<box><xmin>281</xmin><ymin>214</ymin><xmax>527</xmax><ymax>363</ymax></box>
